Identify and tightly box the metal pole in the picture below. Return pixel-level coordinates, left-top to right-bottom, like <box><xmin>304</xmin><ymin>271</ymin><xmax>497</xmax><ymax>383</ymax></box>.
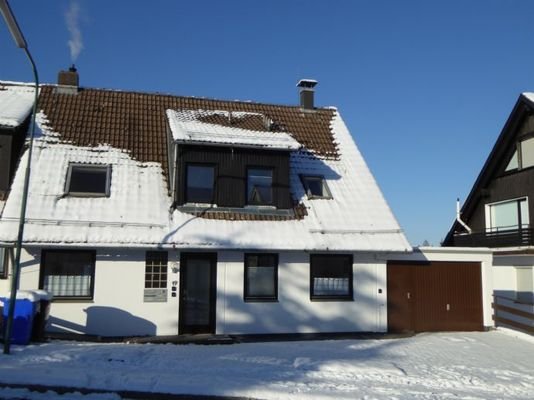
<box><xmin>3</xmin><ymin>48</ymin><xmax>39</xmax><ymax>355</ymax></box>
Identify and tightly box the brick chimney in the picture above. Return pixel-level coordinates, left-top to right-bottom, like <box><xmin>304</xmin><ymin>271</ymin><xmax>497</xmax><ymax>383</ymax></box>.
<box><xmin>297</xmin><ymin>79</ymin><xmax>317</xmax><ymax>110</ymax></box>
<box><xmin>57</xmin><ymin>65</ymin><xmax>79</xmax><ymax>95</ymax></box>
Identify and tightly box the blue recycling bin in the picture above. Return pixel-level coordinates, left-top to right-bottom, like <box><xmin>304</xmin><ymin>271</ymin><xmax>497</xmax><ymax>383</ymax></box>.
<box><xmin>1</xmin><ymin>295</ymin><xmax>39</xmax><ymax>345</ymax></box>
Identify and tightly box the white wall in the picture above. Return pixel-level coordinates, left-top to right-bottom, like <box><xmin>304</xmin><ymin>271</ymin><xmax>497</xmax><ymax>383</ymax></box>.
<box><xmin>7</xmin><ymin>247</ymin><xmax>388</xmax><ymax>337</ymax></box>
<box><xmin>14</xmin><ymin>248</ymin><xmax>180</xmax><ymax>337</ymax></box>
<box><xmin>216</xmin><ymin>251</ymin><xmax>387</xmax><ymax>334</ymax></box>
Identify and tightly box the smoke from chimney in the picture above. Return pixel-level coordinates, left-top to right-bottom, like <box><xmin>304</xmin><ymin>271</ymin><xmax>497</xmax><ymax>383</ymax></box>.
<box><xmin>65</xmin><ymin>0</ymin><xmax>84</xmax><ymax>62</ymax></box>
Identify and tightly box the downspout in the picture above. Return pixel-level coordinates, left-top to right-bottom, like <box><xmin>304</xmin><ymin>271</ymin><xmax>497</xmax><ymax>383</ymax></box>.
<box><xmin>456</xmin><ymin>198</ymin><xmax>472</xmax><ymax>234</ymax></box>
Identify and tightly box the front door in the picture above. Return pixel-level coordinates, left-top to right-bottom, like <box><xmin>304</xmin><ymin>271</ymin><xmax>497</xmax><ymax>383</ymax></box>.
<box><xmin>179</xmin><ymin>253</ymin><xmax>217</xmax><ymax>334</ymax></box>
<box><xmin>387</xmin><ymin>264</ymin><xmax>415</xmax><ymax>332</ymax></box>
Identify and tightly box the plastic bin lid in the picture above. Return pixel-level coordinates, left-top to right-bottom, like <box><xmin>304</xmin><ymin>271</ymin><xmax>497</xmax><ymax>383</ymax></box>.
<box><xmin>1</xmin><ymin>290</ymin><xmax>40</xmax><ymax>302</ymax></box>
<box><xmin>0</xmin><ymin>290</ymin><xmax>52</xmax><ymax>302</ymax></box>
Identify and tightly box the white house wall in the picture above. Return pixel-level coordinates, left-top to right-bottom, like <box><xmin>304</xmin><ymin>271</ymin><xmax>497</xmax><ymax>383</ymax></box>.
<box><xmin>7</xmin><ymin>248</ymin><xmax>389</xmax><ymax>337</ymax></box>
<box><xmin>217</xmin><ymin>251</ymin><xmax>387</xmax><ymax>334</ymax></box>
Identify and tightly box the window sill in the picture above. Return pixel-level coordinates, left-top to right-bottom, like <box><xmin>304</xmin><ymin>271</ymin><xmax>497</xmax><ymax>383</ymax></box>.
<box><xmin>310</xmin><ymin>296</ymin><xmax>353</xmax><ymax>302</ymax></box>
<box><xmin>51</xmin><ymin>298</ymin><xmax>94</xmax><ymax>303</ymax></box>
<box><xmin>244</xmin><ymin>298</ymin><xmax>278</xmax><ymax>303</ymax></box>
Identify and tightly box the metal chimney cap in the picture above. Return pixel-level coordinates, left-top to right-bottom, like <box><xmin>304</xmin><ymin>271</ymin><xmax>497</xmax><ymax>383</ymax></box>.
<box><xmin>296</xmin><ymin>79</ymin><xmax>318</xmax><ymax>89</ymax></box>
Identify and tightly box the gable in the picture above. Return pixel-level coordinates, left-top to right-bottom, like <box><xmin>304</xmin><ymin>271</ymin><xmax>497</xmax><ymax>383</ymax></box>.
<box><xmin>444</xmin><ymin>94</ymin><xmax>534</xmax><ymax>244</ymax></box>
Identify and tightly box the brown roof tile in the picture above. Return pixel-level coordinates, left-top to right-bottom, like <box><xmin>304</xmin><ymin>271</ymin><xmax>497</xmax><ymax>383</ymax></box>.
<box><xmin>38</xmin><ymin>85</ymin><xmax>337</xmax><ymax>178</ymax></box>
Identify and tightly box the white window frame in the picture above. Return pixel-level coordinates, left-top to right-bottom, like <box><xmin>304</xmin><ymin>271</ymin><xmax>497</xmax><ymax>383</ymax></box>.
<box><xmin>485</xmin><ymin>197</ymin><xmax>529</xmax><ymax>232</ymax></box>
<box><xmin>65</xmin><ymin>163</ymin><xmax>111</xmax><ymax>197</ymax></box>
<box><xmin>300</xmin><ymin>175</ymin><xmax>332</xmax><ymax>199</ymax></box>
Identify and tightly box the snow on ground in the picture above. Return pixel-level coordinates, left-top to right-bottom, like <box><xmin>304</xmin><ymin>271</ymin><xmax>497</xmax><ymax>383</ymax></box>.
<box><xmin>0</xmin><ymin>330</ymin><xmax>533</xmax><ymax>400</ymax></box>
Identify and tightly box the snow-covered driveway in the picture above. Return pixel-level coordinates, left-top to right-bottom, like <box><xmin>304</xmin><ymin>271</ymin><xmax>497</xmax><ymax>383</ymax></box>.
<box><xmin>0</xmin><ymin>329</ymin><xmax>533</xmax><ymax>399</ymax></box>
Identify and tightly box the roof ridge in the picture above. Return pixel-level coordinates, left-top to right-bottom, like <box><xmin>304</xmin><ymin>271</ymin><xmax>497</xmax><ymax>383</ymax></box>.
<box><xmin>38</xmin><ymin>83</ymin><xmax>335</xmax><ymax>112</ymax></box>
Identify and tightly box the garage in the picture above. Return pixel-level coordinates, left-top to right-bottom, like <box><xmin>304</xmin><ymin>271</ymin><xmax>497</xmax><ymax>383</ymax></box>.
<box><xmin>387</xmin><ymin>261</ymin><xmax>484</xmax><ymax>333</ymax></box>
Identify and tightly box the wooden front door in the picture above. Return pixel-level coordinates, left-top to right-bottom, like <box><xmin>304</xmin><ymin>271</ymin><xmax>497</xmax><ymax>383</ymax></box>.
<box><xmin>179</xmin><ymin>253</ymin><xmax>217</xmax><ymax>334</ymax></box>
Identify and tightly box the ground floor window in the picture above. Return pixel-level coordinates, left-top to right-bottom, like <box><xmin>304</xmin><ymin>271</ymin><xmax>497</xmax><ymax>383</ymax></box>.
<box><xmin>145</xmin><ymin>251</ymin><xmax>168</xmax><ymax>289</ymax></box>
<box><xmin>40</xmin><ymin>250</ymin><xmax>96</xmax><ymax>299</ymax></box>
<box><xmin>244</xmin><ymin>253</ymin><xmax>278</xmax><ymax>302</ymax></box>
<box><xmin>310</xmin><ymin>254</ymin><xmax>353</xmax><ymax>301</ymax></box>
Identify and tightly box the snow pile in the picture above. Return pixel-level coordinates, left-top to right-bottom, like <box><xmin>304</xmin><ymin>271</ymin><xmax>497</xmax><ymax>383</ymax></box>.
<box><xmin>167</xmin><ymin>109</ymin><xmax>301</xmax><ymax>150</ymax></box>
<box><xmin>0</xmin><ymin>82</ymin><xmax>35</xmax><ymax>128</ymax></box>
<box><xmin>0</xmin><ymin>331</ymin><xmax>533</xmax><ymax>399</ymax></box>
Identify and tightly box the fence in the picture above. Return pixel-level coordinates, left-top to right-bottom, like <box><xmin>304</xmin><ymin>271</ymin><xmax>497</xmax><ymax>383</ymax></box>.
<box><xmin>492</xmin><ymin>294</ymin><xmax>534</xmax><ymax>334</ymax></box>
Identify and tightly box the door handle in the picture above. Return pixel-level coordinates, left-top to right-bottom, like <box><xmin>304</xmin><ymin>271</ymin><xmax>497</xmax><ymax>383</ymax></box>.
<box><xmin>407</xmin><ymin>292</ymin><xmax>411</xmax><ymax>300</ymax></box>
<box><xmin>446</xmin><ymin>303</ymin><xmax>450</xmax><ymax>311</ymax></box>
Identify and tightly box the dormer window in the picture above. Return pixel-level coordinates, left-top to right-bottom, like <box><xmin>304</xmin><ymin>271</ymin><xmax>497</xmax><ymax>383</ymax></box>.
<box><xmin>247</xmin><ymin>167</ymin><xmax>273</xmax><ymax>205</ymax></box>
<box><xmin>300</xmin><ymin>175</ymin><xmax>332</xmax><ymax>199</ymax></box>
<box><xmin>505</xmin><ymin>136</ymin><xmax>534</xmax><ymax>171</ymax></box>
<box><xmin>66</xmin><ymin>164</ymin><xmax>111</xmax><ymax>197</ymax></box>
<box><xmin>186</xmin><ymin>164</ymin><xmax>215</xmax><ymax>204</ymax></box>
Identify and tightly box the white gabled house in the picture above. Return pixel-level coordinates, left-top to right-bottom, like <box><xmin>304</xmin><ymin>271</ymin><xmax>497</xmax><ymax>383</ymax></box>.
<box><xmin>0</xmin><ymin>71</ymin><xmax>493</xmax><ymax>337</ymax></box>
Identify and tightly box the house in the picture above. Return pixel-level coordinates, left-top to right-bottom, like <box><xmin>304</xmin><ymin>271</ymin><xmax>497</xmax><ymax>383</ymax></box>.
<box><xmin>443</xmin><ymin>92</ymin><xmax>534</xmax><ymax>331</ymax></box>
<box><xmin>0</xmin><ymin>70</ymin><xmax>493</xmax><ymax>337</ymax></box>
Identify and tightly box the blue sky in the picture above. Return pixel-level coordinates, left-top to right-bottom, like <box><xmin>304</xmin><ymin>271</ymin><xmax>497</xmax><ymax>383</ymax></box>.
<box><xmin>2</xmin><ymin>0</ymin><xmax>534</xmax><ymax>246</ymax></box>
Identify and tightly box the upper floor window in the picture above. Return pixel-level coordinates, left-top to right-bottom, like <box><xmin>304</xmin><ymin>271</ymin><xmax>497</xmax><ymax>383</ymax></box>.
<box><xmin>247</xmin><ymin>167</ymin><xmax>273</xmax><ymax>205</ymax></box>
<box><xmin>505</xmin><ymin>137</ymin><xmax>534</xmax><ymax>171</ymax></box>
<box><xmin>486</xmin><ymin>198</ymin><xmax>529</xmax><ymax>232</ymax></box>
<box><xmin>300</xmin><ymin>175</ymin><xmax>332</xmax><ymax>199</ymax></box>
<box><xmin>66</xmin><ymin>164</ymin><xmax>111</xmax><ymax>197</ymax></box>
<box><xmin>186</xmin><ymin>164</ymin><xmax>215</xmax><ymax>204</ymax></box>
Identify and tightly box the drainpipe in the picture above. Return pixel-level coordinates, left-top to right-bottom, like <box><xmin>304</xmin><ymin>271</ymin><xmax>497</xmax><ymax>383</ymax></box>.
<box><xmin>456</xmin><ymin>198</ymin><xmax>472</xmax><ymax>234</ymax></box>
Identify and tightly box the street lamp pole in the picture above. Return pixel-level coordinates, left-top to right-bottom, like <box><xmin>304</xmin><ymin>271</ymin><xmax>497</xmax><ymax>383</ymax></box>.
<box><xmin>0</xmin><ymin>0</ymin><xmax>39</xmax><ymax>355</ymax></box>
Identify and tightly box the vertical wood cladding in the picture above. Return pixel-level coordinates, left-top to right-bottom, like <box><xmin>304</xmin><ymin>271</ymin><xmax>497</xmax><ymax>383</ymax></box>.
<box><xmin>176</xmin><ymin>144</ymin><xmax>292</xmax><ymax>209</ymax></box>
<box><xmin>387</xmin><ymin>261</ymin><xmax>483</xmax><ymax>333</ymax></box>
<box><xmin>0</xmin><ymin>119</ymin><xmax>29</xmax><ymax>199</ymax></box>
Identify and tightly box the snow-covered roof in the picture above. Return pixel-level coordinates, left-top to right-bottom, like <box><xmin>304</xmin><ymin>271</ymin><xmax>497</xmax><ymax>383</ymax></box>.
<box><xmin>522</xmin><ymin>92</ymin><xmax>534</xmax><ymax>104</ymax></box>
<box><xmin>0</xmin><ymin>82</ymin><xmax>35</xmax><ymax>128</ymax></box>
<box><xmin>167</xmin><ymin>109</ymin><xmax>301</xmax><ymax>150</ymax></box>
<box><xmin>0</xmin><ymin>85</ymin><xmax>410</xmax><ymax>252</ymax></box>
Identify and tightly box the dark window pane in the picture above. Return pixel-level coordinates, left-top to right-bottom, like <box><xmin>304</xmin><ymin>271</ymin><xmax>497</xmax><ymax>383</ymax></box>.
<box><xmin>248</xmin><ymin>168</ymin><xmax>272</xmax><ymax>205</ymax></box>
<box><xmin>187</xmin><ymin>165</ymin><xmax>214</xmax><ymax>203</ymax></box>
<box><xmin>68</xmin><ymin>166</ymin><xmax>109</xmax><ymax>195</ymax></box>
<box><xmin>0</xmin><ymin>247</ymin><xmax>7</xmax><ymax>278</ymax></box>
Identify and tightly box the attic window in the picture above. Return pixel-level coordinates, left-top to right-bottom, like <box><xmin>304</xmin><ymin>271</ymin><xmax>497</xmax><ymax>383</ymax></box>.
<box><xmin>66</xmin><ymin>164</ymin><xmax>111</xmax><ymax>197</ymax></box>
<box><xmin>300</xmin><ymin>175</ymin><xmax>332</xmax><ymax>199</ymax></box>
<box><xmin>505</xmin><ymin>137</ymin><xmax>534</xmax><ymax>171</ymax></box>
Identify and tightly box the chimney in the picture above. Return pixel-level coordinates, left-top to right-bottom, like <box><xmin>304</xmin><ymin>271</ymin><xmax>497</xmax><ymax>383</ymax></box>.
<box><xmin>57</xmin><ymin>64</ymin><xmax>79</xmax><ymax>95</ymax></box>
<box><xmin>297</xmin><ymin>79</ymin><xmax>318</xmax><ymax>110</ymax></box>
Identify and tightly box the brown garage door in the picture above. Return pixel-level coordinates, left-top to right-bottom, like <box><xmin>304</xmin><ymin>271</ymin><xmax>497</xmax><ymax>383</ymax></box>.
<box><xmin>387</xmin><ymin>261</ymin><xmax>483</xmax><ymax>333</ymax></box>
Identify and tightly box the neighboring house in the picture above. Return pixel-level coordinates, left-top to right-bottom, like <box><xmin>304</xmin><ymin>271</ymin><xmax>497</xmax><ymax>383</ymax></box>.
<box><xmin>443</xmin><ymin>93</ymin><xmax>534</xmax><ymax>329</ymax></box>
<box><xmin>0</xmin><ymin>71</ymin><xmax>493</xmax><ymax>337</ymax></box>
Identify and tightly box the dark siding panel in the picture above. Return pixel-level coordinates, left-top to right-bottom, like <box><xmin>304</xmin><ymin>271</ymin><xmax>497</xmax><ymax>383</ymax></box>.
<box><xmin>176</xmin><ymin>145</ymin><xmax>291</xmax><ymax>209</ymax></box>
<box><xmin>0</xmin><ymin>133</ymin><xmax>13</xmax><ymax>193</ymax></box>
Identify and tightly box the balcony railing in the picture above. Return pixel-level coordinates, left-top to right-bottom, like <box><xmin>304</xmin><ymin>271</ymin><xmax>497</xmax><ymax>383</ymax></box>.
<box><xmin>453</xmin><ymin>227</ymin><xmax>534</xmax><ymax>248</ymax></box>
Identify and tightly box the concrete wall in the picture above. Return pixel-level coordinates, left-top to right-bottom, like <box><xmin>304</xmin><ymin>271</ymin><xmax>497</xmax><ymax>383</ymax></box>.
<box><xmin>3</xmin><ymin>247</ymin><xmax>390</xmax><ymax>337</ymax></box>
